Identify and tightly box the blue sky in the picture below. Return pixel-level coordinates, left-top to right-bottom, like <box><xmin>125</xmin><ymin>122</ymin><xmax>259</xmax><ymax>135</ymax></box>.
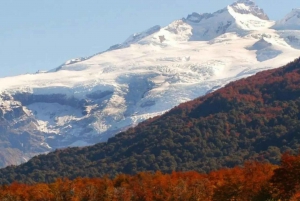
<box><xmin>1</xmin><ymin>0</ymin><xmax>298</xmax><ymax>78</ymax></box>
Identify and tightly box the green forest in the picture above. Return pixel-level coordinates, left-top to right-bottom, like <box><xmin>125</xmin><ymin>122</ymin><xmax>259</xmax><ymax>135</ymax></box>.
<box><xmin>0</xmin><ymin>57</ymin><xmax>300</xmax><ymax>186</ymax></box>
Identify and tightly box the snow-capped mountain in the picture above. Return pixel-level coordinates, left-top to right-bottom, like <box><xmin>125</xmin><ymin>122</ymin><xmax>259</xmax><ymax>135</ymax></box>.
<box><xmin>184</xmin><ymin>0</ymin><xmax>272</xmax><ymax>41</ymax></box>
<box><xmin>1</xmin><ymin>0</ymin><xmax>300</xmax><ymax>167</ymax></box>
<box><xmin>273</xmin><ymin>8</ymin><xmax>300</xmax><ymax>30</ymax></box>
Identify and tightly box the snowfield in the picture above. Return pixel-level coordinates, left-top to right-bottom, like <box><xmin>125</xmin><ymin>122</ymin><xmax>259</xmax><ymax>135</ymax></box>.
<box><xmin>0</xmin><ymin>0</ymin><xmax>300</xmax><ymax>167</ymax></box>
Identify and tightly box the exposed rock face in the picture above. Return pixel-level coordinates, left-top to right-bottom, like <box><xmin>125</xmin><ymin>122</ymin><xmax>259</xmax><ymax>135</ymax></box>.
<box><xmin>12</xmin><ymin>93</ymin><xmax>86</xmax><ymax>108</ymax></box>
<box><xmin>0</xmin><ymin>95</ymin><xmax>50</xmax><ymax>167</ymax></box>
<box><xmin>185</xmin><ymin>12</ymin><xmax>214</xmax><ymax>23</ymax></box>
<box><xmin>0</xmin><ymin>1</ymin><xmax>300</xmax><ymax>168</ymax></box>
<box><xmin>86</xmin><ymin>90</ymin><xmax>113</xmax><ymax>100</ymax></box>
<box><xmin>231</xmin><ymin>0</ymin><xmax>269</xmax><ymax>20</ymax></box>
<box><xmin>0</xmin><ymin>75</ymin><xmax>162</xmax><ymax>167</ymax></box>
<box><xmin>140</xmin><ymin>100</ymin><xmax>155</xmax><ymax>108</ymax></box>
<box><xmin>0</xmin><ymin>93</ymin><xmax>81</xmax><ymax>163</ymax></box>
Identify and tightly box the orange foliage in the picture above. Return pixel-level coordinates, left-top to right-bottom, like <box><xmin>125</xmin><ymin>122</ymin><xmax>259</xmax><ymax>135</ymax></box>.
<box><xmin>3</xmin><ymin>153</ymin><xmax>300</xmax><ymax>200</ymax></box>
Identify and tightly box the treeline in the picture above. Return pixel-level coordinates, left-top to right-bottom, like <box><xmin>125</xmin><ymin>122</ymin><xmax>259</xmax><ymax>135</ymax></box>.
<box><xmin>2</xmin><ymin>153</ymin><xmax>300</xmax><ymax>201</ymax></box>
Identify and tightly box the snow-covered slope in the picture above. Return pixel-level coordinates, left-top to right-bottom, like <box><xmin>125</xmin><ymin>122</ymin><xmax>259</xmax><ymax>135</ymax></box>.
<box><xmin>273</xmin><ymin>8</ymin><xmax>300</xmax><ymax>30</ymax></box>
<box><xmin>1</xmin><ymin>0</ymin><xmax>300</xmax><ymax>167</ymax></box>
<box><xmin>184</xmin><ymin>0</ymin><xmax>273</xmax><ymax>41</ymax></box>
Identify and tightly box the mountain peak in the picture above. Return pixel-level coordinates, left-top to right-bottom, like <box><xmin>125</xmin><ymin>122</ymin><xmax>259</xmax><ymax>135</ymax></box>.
<box><xmin>273</xmin><ymin>8</ymin><xmax>300</xmax><ymax>30</ymax></box>
<box><xmin>183</xmin><ymin>0</ymin><xmax>272</xmax><ymax>41</ymax></box>
<box><xmin>236</xmin><ymin>0</ymin><xmax>254</xmax><ymax>4</ymax></box>
<box><xmin>229</xmin><ymin>0</ymin><xmax>269</xmax><ymax>20</ymax></box>
<box><xmin>185</xmin><ymin>0</ymin><xmax>268</xmax><ymax>23</ymax></box>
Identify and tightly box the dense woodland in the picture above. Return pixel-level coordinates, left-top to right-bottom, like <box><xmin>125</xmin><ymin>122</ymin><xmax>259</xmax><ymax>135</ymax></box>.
<box><xmin>1</xmin><ymin>58</ymin><xmax>300</xmax><ymax>184</ymax></box>
<box><xmin>2</xmin><ymin>153</ymin><xmax>300</xmax><ymax>201</ymax></box>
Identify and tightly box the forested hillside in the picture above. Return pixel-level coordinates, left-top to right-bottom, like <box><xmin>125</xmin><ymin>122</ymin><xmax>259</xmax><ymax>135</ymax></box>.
<box><xmin>2</xmin><ymin>154</ymin><xmax>300</xmax><ymax>201</ymax></box>
<box><xmin>1</xmin><ymin>57</ymin><xmax>300</xmax><ymax>184</ymax></box>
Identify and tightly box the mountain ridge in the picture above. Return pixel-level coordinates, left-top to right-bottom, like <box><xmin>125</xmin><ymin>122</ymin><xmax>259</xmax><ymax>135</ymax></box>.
<box><xmin>0</xmin><ymin>0</ymin><xmax>300</xmax><ymax>168</ymax></box>
<box><xmin>273</xmin><ymin>8</ymin><xmax>300</xmax><ymax>30</ymax></box>
<box><xmin>1</xmin><ymin>56</ymin><xmax>300</xmax><ymax>184</ymax></box>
